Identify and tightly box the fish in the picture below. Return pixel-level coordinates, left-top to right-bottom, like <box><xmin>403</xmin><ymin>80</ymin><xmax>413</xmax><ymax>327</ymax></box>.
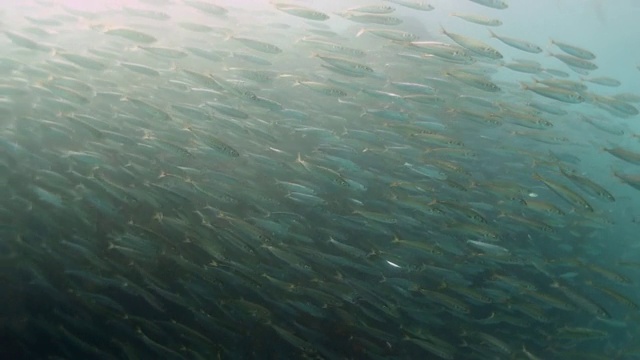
<box><xmin>559</xmin><ymin>167</ymin><xmax>615</xmax><ymax>202</ymax></box>
<box><xmin>338</xmin><ymin>12</ymin><xmax>404</xmax><ymax>25</ymax></box>
<box><xmin>122</xmin><ymin>7</ymin><xmax>171</xmax><ymax>21</ymax></box>
<box><xmin>468</xmin><ymin>0</ymin><xmax>508</xmax><ymax>9</ymax></box>
<box><xmin>612</xmin><ymin>171</ymin><xmax>640</xmax><ymax>191</ymax></box>
<box><xmin>353</xmin><ymin>210</ymin><xmax>398</xmax><ymax>224</ymax></box>
<box><xmin>389</xmin><ymin>81</ymin><xmax>436</xmax><ymax>94</ymax></box>
<box><xmin>196</xmin><ymin>133</ymin><xmax>240</xmax><ymax>158</ymax></box>
<box><xmin>404</xmin><ymin>335</ymin><xmax>456</xmax><ymax>359</ymax></box>
<box><xmin>410</xmin><ymin>41</ymin><xmax>476</xmax><ymax>64</ymax></box>
<box><xmin>474</xmin><ymin>332</ymin><xmax>512</xmax><ymax>355</ymax></box>
<box><xmin>446</xmin><ymin>70</ymin><xmax>501</xmax><ymax>92</ymax></box>
<box><xmin>441</xmin><ymin>27</ymin><xmax>503</xmax><ymax>60</ymax></box>
<box><xmin>295</xmin><ymin>80</ymin><xmax>348</xmax><ymax>97</ymax></box>
<box><xmin>312</xmin><ymin>54</ymin><xmax>374</xmax><ymax>74</ymax></box>
<box><xmin>433</xmin><ymin>200</ymin><xmax>487</xmax><ymax>223</ymax></box>
<box><xmin>551</xmin><ymin>39</ymin><xmax>596</xmax><ymax>60</ymax></box>
<box><xmin>488</xmin><ymin>30</ymin><xmax>542</xmax><ymax>53</ymax></box>
<box><xmin>466</xmin><ymin>240</ymin><xmax>510</xmax><ymax>256</ymax></box>
<box><xmin>4</xmin><ymin>30</ymin><xmax>51</xmax><ymax>51</ymax></box>
<box><xmin>297</xmin><ymin>37</ymin><xmax>366</xmax><ymax>57</ymax></box>
<box><xmin>556</xmin><ymin>327</ymin><xmax>608</xmax><ymax>340</ymax></box>
<box><xmin>104</xmin><ymin>28</ymin><xmax>157</xmax><ymax>43</ymax></box>
<box><xmin>551</xmin><ymin>282</ymin><xmax>611</xmax><ymax>318</ymax></box>
<box><xmin>230</xmin><ymin>36</ymin><xmax>283</xmax><ymax>54</ymax></box>
<box><xmin>55</xmin><ymin>52</ymin><xmax>107</xmax><ymax>70</ymax></box>
<box><xmin>451</xmin><ymin>13</ymin><xmax>503</xmax><ymax>26</ymax></box>
<box><xmin>419</xmin><ymin>288</ymin><xmax>471</xmax><ymax>314</ymax></box>
<box><xmin>589</xmin><ymin>94</ymin><xmax>639</xmax><ymax>117</ymax></box>
<box><xmin>524</xmin><ymin>199</ymin><xmax>566</xmax><ymax>216</ymax></box>
<box><xmin>521</xmin><ymin>83</ymin><xmax>585</xmax><ymax>103</ymax></box>
<box><xmin>581</xmin><ymin>76</ymin><xmax>621</xmax><ymax>87</ymax></box>
<box><xmin>385</xmin><ymin>0</ymin><xmax>435</xmax><ymax>11</ymax></box>
<box><xmin>138</xmin><ymin>45</ymin><xmax>188</xmax><ymax>59</ymax></box>
<box><xmin>591</xmin><ymin>284</ymin><xmax>638</xmax><ymax>309</ymax></box>
<box><xmin>527</xmin><ymin>101</ymin><xmax>567</xmax><ymax>115</ymax></box>
<box><xmin>549</xmin><ymin>52</ymin><xmax>598</xmax><ymax>70</ymax></box>
<box><xmin>345</xmin><ymin>5</ymin><xmax>396</xmax><ymax>14</ymax></box>
<box><xmin>274</xmin><ymin>4</ymin><xmax>329</xmax><ymax>21</ymax></box>
<box><xmin>603</xmin><ymin>146</ymin><xmax>640</xmax><ymax>165</ymax></box>
<box><xmin>184</xmin><ymin>0</ymin><xmax>228</xmax><ymax>16</ymax></box>
<box><xmin>120</xmin><ymin>62</ymin><xmax>161</xmax><ymax>76</ymax></box>
<box><xmin>533</xmin><ymin>173</ymin><xmax>594</xmax><ymax>212</ymax></box>
<box><xmin>356</xmin><ymin>28</ymin><xmax>419</xmax><ymax>41</ymax></box>
<box><xmin>505</xmin><ymin>61</ymin><xmax>544</xmax><ymax>74</ymax></box>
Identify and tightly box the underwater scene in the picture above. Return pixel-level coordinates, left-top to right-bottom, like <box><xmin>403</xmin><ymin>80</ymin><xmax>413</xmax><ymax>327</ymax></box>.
<box><xmin>1</xmin><ymin>0</ymin><xmax>640</xmax><ymax>358</ymax></box>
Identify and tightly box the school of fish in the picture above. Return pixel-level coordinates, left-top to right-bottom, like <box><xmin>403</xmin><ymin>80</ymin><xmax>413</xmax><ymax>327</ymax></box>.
<box><xmin>1</xmin><ymin>0</ymin><xmax>640</xmax><ymax>359</ymax></box>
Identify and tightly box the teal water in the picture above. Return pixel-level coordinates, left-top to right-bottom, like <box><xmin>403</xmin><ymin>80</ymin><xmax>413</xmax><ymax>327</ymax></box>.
<box><xmin>0</xmin><ymin>0</ymin><xmax>639</xmax><ymax>359</ymax></box>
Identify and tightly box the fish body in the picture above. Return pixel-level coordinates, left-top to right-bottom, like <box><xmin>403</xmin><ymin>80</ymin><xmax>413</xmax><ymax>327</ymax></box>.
<box><xmin>385</xmin><ymin>0</ymin><xmax>434</xmax><ymax>11</ymax></box>
<box><xmin>468</xmin><ymin>0</ymin><xmax>508</xmax><ymax>9</ymax></box>
<box><xmin>489</xmin><ymin>30</ymin><xmax>542</xmax><ymax>53</ymax></box>
<box><xmin>550</xmin><ymin>52</ymin><xmax>598</xmax><ymax>70</ymax></box>
<box><xmin>357</xmin><ymin>28</ymin><xmax>419</xmax><ymax>41</ymax></box>
<box><xmin>339</xmin><ymin>12</ymin><xmax>403</xmax><ymax>25</ymax></box>
<box><xmin>551</xmin><ymin>39</ymin><xmax>596</xmax><ymax>60</ymax></box>
<box><xmin>613</xmin><ymin>171</ymin><xmax>640</xmax><ymax>191</ymax></box>
<box><xmin>441</xmin><ymin>27</ymin><xmax>503</xmax><ymax>60</ymax></box>
<box><xmin>604</xmin><ymin>147</ymin><xmax>640</xmax><ymax>165</ymax></box>
<box><xmin>231</xmin><ymin>36</ymin><xmax>283</xmax><ymax>54</ymax></box>
<box><xmin>105</xmin><ymin>28</ymin><xmax>157</xmax><ymax>43</ymax></box>
<box><xmin>451</xmin><ymin>13</ymin><xmax>502</xmax><ymax>26</ymax></box>
<box><xmin>559</xmin><ymin>167</ymin><xmax>615</xmax><ymax>202</ymax></box>
<box><xmin>533</xmin><ymin>173</ymin><xmax>593</xmax><ymax>212</ymax></box>
<box><xmin>521</xmin><ymin>83</ymin><xmax>585</xmax><ymax>103</ymax></box>
<box><xmin>275</xmin><ymin>4</ymin><xmax>329</xmax><ymax>20</ymax></box>
<box><xmin>446</xmin><ymin>70</ymin><xmax>501</xmax><ymax>92</ymax></box>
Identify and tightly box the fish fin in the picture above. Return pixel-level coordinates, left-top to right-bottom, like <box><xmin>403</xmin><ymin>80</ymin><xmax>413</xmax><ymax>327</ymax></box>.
<box><xmin>427</xmin><ymin>199</ymin><xmax>439</xmax><ymax>206</ymax></box>
<box><xmin>439</xmin><ymin>24</ymin><xmax>447</xmax><ymax>35</ymax></box>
